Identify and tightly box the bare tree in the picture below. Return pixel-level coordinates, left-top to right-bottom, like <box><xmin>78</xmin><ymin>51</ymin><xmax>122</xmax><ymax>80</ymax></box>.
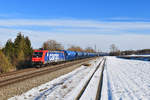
<box><xmin>110</xmin><ymin>44</ymin><xmax>118</xmax><ymax>53</ymax></box>
<box><xmin>109</xmin><ymin>44</ymin><xmax>120</xmax><ymax>56</ymax></box>
<box><xmin>42</xmin><ymin>40</ymin><xmax>64</xmax><ymax>51</ymax></box>
<box><xmin>67</xmin><ymin>45</ymin><xmax>83</xmax><ymax>52</ymax></box>
<box><xmin>84</xmin><ymin>47</ymin><xmax>95</xmax><ymax>53</ymax></box>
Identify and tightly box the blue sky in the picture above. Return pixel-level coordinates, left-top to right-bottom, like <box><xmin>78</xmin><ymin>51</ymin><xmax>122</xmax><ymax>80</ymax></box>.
<box><xmin>0</xmin><ymin>0</ymin><xmax>150</xmax><ymax>20</ymax></box>
<box><xmin>0</xmin><ymin>0</ymin><xmax>150</xmax><ymax>52</ymax></box>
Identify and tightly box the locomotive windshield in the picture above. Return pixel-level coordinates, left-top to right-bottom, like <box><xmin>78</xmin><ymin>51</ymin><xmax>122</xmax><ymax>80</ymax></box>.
<box><xmin>33</xmin><ymin>52</ymin><xmax>43</xmax><ymax>57</ymax></box>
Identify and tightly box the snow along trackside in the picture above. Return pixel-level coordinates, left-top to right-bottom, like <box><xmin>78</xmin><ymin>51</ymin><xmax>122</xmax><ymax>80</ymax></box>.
<box><xmin>79</xmin><ymin>58</ymin><xmax>105</xmax><ymax>100</ymax></box>
<box><xmin>101</xmin><ymin>57</ymin><xmax>150</xmax><ymax>100</ymax></box>
<box><xmin>9</xmin><ymin>58</ymin><xmax>102</xmax><ymax>100</ymax></box>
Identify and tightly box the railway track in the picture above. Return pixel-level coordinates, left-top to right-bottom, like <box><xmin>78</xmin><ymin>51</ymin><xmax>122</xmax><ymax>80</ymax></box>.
<box><xmin>75</xmin><ymin>58</ymin><xmax>106</xmax><ymax>100</ymax></box>
<box><xmin>0</xmin><ymin>68</ymin><xmax>36</xmax><ymax>78</ymax></box>
<box><xmin>0</xmin><ymin>58</ymin><xmax>94</xmax><ymax>80</ymax></box>
<box><xmin>0</xmin><ymin>57</ymin><xmax>95</xmax><ymax>87</ymax></box>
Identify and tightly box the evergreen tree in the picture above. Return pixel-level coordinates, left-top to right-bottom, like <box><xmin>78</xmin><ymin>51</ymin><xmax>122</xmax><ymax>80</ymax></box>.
<box><xmin>3</xmin><ymin>39</ymin><xmax>15</xmax><ymax>63</ymax></box>
<box><xmin>13</xmin><ymin>33</ymin><xmax>25</xmax><ymax>68</ymax></box>
<box><xmin>24</xmin><ymin>36</ymin><xmax>33</xmax><ymax>57</ymax></box>
<box><xmin>2</xmin><ymin>32</ymin><xmax>33</xmax><ymax>71</ymax></box>
<box><xmin>14</xmin><ymin>32</ymin><xmax>24</xmax><ymax>57</ymax></box>
<box><xmin>24</xmin><ymin>36</ymin><xmax>33</xmax><ymax>67</ymax></box>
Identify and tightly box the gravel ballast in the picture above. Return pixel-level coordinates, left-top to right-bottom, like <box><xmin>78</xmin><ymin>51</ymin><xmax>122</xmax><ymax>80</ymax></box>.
<box><xmin>0</xmin><ymin>59</ymin><xmax>94</xmax><ymax>100</ymax></box>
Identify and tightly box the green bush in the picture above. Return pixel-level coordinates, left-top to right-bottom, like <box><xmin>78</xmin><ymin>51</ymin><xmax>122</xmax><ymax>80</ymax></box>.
<box><xmin>0</xmin><ymin>50</ymin><xmax>15</xmax><ymax>73</ymax></box>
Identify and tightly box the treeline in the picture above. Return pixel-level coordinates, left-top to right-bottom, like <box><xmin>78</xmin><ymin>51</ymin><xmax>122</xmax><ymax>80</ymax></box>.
<box><xmin>109</xmin><ymin>44</ymin><xmax>150</xmax><ymax>56</ymax></box>
<box><xmin>0</xmin><ymin>33</ymin><xmax>32</xmax><ymax>73</ymax></box>
<box><xmin>120</xmin><ymin>49</ymin><xmax>150</xmax><ymax>55</ymax></box>
<box><xmin>42</xmin><ymin>40</ymin><xmax>96</xmax><ymax>52</ymax></box>
<box><xmin>0</xmin><ymin>33</ymin><xmax>96</xmax><ymax>73</ymax></box>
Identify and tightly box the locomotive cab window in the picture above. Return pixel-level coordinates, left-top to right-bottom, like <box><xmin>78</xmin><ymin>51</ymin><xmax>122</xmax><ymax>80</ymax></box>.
<box><xmin>33</xmin><ymin>52</ymin><xmax>43</xmax><ymax>57</ymax></box>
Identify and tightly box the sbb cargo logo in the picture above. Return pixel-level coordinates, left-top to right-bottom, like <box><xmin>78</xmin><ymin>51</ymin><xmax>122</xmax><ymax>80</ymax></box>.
<box><xmin>48</xmin><ymin>54</ymin><xmax>59</xmax><ymax>61</ymax></box>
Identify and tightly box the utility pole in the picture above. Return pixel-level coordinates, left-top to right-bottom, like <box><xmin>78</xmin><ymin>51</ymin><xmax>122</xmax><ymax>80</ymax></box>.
<box><xmin>94</xmin><ymin>44</ymin><xmax>96</xmax><ymax>52</ymax></box>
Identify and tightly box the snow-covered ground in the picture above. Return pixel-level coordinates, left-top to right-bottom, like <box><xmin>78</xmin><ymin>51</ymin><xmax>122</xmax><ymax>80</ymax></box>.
<box><xmin>80</xmin><ymin>59</ymin><xmax>104</xmax><ymax>100</ymax></box>
<box><xmin>101</xmin><ymin>57</ymin><xmax>150</xmax><ymax>100</ymax></box>
<box><xmin>9</xmin><ymin>58</ymin><xmax>102</xmax><ymax>100</ymax></box>
<box><xmin>10</xmin><ymin>57</ymin><xmax>150</xmax><ymax>100</ymax></box>
<box><xmin>127</xmin><ymin>54</ymin><xmax>150</xmax><ymax>57</ymax></box>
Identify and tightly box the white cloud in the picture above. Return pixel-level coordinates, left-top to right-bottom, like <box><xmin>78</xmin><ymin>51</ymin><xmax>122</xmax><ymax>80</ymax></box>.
<box><xmin>0</xmin><ymin>19</ymin><xmax>150</xmax><ymax>30</ymax></box>
<box><xmin>0</xmin><ymin>27</ymin><xmax>150</xmax><ymax>52</ymax></box>
<box><xmin>0</xmin><ymin>18</ymin><xmax>150</xmax><ymax>51</ymax></box>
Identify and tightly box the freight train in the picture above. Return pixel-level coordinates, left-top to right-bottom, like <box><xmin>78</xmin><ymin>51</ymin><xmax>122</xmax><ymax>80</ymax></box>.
<box><xmin>32</xmin><ymin>49</ymin><xmax>99</xmax><ymax>67</ymax></box>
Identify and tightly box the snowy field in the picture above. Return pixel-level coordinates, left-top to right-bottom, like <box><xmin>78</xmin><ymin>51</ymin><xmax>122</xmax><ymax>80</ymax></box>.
<box><xmin>9</xmin><ymin>58</ymin><xmax>102</xmax><ymax>100</ymax></box>
<box><xmin>101</xmin><ymin>57</ymin><xmax>150</xmax><ymax>100</ymax></box>
<box><xmin>127</xmin><ymin>54</ymin><xmax>150</xmax><ymax>57</ymax></box>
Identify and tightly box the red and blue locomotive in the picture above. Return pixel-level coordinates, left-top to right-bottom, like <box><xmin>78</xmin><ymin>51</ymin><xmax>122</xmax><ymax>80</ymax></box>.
<box><xmin>32</xmin><ymin>49</ymin><xmax>99</xmax><ymax>67</ymax></box>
